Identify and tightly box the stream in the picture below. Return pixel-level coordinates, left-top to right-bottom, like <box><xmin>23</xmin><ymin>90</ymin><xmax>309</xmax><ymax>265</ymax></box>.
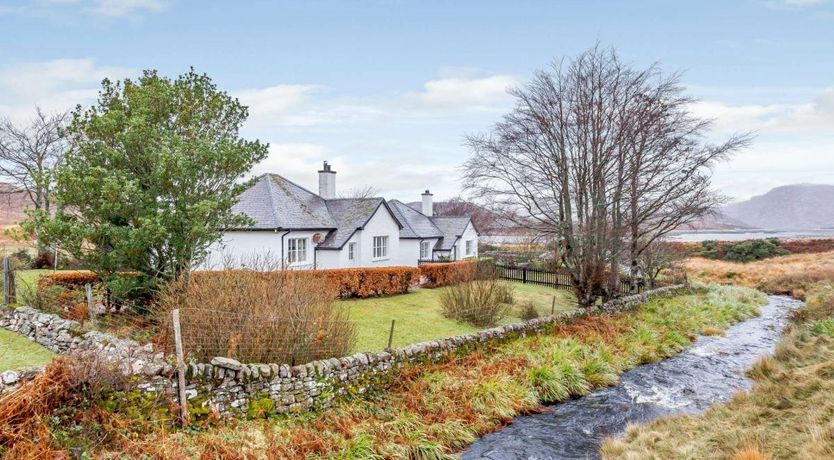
<box><xmin>462</xmin><ymin>295</ymin><xmax>801</xmax><ymax>460</ymax></box>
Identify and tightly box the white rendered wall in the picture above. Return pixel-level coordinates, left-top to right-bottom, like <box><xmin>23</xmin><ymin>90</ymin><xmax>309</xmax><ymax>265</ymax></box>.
<box><xmin>201</xmin><ymin>230</ymin><xmax>321</xmax><ymax>270</ymax></box>
<box><xmin>457</xmin><ymin>222</ymin><xmax>479</xmax><ymax>259</ymax></box>
<box><xmin>354</xmin><ymin>205</ymin><xmax>401</xmax><ymax>267</ymax></box>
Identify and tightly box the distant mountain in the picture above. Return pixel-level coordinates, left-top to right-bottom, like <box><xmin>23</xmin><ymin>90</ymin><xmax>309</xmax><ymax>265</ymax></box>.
<box><xmin>681</xmin><ymin>210</ymin><xmax>753</xmax><ymax>231</ymax></box>
<box><xmin>723</xmin><ymin>184</ymin><xmax>834</xmax><ymax>230</ymax></box>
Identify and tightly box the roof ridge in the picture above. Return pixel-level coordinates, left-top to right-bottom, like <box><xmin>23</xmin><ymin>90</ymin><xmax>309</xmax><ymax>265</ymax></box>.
<box><xmin>388</xmin><ymin>200</ymin><xmax>418</xmax><ymax>236</ymax></box>
<box><xmin>262</xmin><ymin>175</ymin><xmax>282</xmax><ymax>229</ymax></box>
<box><xmin>267</xmin><ymin>173</ymin><xmax>323</xmax><ymax>200</ymax></box>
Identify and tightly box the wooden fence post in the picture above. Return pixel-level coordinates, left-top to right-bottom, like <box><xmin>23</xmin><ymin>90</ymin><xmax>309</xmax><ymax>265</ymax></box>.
<box><xmin>3</xmin><ymin>256</ymin><xmax>11</xmax><ymax>305</ymax></box>
<box><xmin>172</xmin><ymin>309</ymin><xmax>189</xmax><ymax>425</ymax></box>
<box><xmin>551</xmin><ymin>296</ymin><xmax>556</xmax><ymax>316</ymax></box>
<box><xmin>387</xmin><ymin>319</ymin><xmax>396</xmax><ymax>349</ymax></box>
<box><xmin>522</xmin><ymin>267</ymin><xmax>527</xmax><ymax>284</ymax></box>
<box><xmin>85</xmin><ymin>283</ymin><xmax>96</xmax><ymax>327</ymax></box>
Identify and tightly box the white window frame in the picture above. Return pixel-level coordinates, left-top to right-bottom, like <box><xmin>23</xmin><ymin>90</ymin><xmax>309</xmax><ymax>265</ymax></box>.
<box><xmin>372</xmin><ymin>236</ymin><xmax>388</xmax><ymax>259</ymax></box>
<box><xmin>287</xmin><ymin>238</ymin><xmax>308</xmax><ymax>264</ymax></box>
<box><xmin>348</xmin><ymin>242</ymin><xmax>357</xmax><ymax>261</ymax></box>
<box><xmin>465</xmin><ymin>240</ymin><xmax>473</xmax><ymax>256</ymax></box>
<box><xmin>420</xmin><ymin>240</ymin><xmax>431</xmax><ymax>259</ymax></box>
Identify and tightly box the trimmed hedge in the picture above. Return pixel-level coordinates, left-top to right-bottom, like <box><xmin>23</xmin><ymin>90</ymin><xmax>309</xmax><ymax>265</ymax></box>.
<box><xmin>193</xmin><ymin>266</ymin><xmax>419</xmax><ymax>299</ymax></box>
<box><xmin>321</xmin><ymin>267</ymin><xmax>418</xmax><ymax>298</ymax></box>
<box><xmin>419</xmin><ymin>260</ymin><xmax>479</xmax><ymax>288</ymax></box>
<box><xmin>37</xmin><ymin>271</ymin><xmax>100</xmax><ymax>291</ymax></box>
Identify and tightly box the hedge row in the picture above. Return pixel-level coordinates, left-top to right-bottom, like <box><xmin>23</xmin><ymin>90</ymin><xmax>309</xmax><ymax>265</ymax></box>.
<box><xmin>320</xmin><ymin>267</ymin><xmax>418</xmax><ymax>298</ymax></box>
<box><xmin>37</xmin><ymin>271</ymin><xmax>100</xmax><ymax>291</ymax></box>
<box><xmin>192</xmin><ymin>266</ymin><xmax>420</xmax><ymax>299</ymax></box>
<box><xmin>419</xmin><ymin>260</ymin><xmax>479</xmax><ymax>288</ymax></box>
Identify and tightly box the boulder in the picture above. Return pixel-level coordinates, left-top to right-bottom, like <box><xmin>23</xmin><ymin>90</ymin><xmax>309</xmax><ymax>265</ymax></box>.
<box><xmin>211</xmin><ymin>357</ymin><xmax>243</xmax><ymax>371</ymax></box>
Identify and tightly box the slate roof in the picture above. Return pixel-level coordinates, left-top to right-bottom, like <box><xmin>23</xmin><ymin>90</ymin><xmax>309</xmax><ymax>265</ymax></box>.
<box><xmin>318</xmin><ymin>198</ymin><xmax>390</xmax><ymax>249</ymax></box>
<box><xmin>230</xmin><ymin>174</ymin><xmax>405</xmax><ymax>249</ymax></box>
<box><xmin>231</xmin><ymin>174</ymin><xmax>336</xmax><ymax>230</ymax></box>
<box><xmin>431</xmin><ymin>216</ymin><xmax>472</xmax><ymax>250</ymax></box>
<box><xmin>230</xmin><ymin>173</ymin><xmax>473</xmax><ymax>252</ymax></box>
<box><xmin>387</xmin><ymin>200</ymin><xmax>444</xmax><ymax>239</ymax></box>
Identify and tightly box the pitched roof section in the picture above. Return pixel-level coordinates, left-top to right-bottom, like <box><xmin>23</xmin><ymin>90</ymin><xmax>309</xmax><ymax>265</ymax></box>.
<box><xmin>431</xmin><ymin>216</ymin><xmax>472</xmax><ymax>250</ymax></box>
<box><xmin>318</xmin><ymin>198</ymin><xmax>392</xmax><ymax>249</ymax></box>
<box><xmin>388</xmin><ymin>200</ymin><xmax>444</xmax><ymax>239</ymax></box>
<box><xmin>231</xmin><ymin>174</ymin><xmax>337</xmax><ymax>230</ymax></box>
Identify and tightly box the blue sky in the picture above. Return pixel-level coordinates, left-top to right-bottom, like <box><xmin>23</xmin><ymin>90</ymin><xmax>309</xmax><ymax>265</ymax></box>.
<box><xmin>2</xmin><ymin>0</ymin><xmax>833</xmax><ymax>202</ymax></box>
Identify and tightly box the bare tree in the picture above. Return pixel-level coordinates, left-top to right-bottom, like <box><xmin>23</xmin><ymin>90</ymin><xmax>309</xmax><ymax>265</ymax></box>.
<box><xmin>0</xmin><ymin>108</ymin><xmax>68</xmax><ymax>214</ymax></box>
<box><xmin>338</xmin><ymin>185</ymin><xmax>380</xmax><ymax>199</ymax></box>
<box><xmin>463</xmin><ymin>46</ymin><xmax>750</xmax><ymax>307</ymax></box>
<box><xmin>632</xmin><ymin>238</ymin><xmax>686</xmax><ymax>288</ymax></box>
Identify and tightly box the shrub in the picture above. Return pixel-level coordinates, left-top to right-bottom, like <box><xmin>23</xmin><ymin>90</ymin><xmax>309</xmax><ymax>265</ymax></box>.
<box><xmin>420</xmin><ymin>261</ymin><xmax>477</xmax><ymax>288</ymax></box>
<box><xmin>439</xmin><ymin>278</ymin><xmax>514</xmax><ymax>327</ymax></box>
<box><xmin>697</xmin><ymin>238</ymin><xmax>790</xmax><ymax>262</ymax></box>
<box><xmin>155</xmin><ymin>270</ymin><xmax>355</xmax><ymax>364</ymax></box>
<box><xmin>519</xmin><ymin>302</ymin><xmax>539</xmax><ymax>321</ymax></box>
<box><xmin>10</xmin><ymin>248</ymin><xmax>33</xmax><ymax>267</ymax></box>
<box><xmin>781</xmin><ymin>238</ymin><xmax>834</xmax><ymax>254</ymax></box>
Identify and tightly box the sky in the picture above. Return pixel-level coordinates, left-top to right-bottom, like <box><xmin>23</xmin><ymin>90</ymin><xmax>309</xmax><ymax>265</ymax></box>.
<box><xmin>1</xmin><ymin>0</ymin><xmax>833</xmax><ymax>203</ymax></box>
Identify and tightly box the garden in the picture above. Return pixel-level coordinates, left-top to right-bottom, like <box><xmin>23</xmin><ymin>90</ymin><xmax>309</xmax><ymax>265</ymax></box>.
<box><xmin>3</xmin><ymin>259</ymin><xmax>576</xmax><ymax>369</ymax></box>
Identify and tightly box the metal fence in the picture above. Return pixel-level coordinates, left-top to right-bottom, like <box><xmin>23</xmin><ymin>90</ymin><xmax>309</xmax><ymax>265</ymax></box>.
<box><xmin>417</xmin><ymin>258</ymin><xmax>453</xmax><ymax>266</ymax></box>
<box><xmin>495</xmin><ymin>264</ymin><xmax>643</xmax><ymax>295</ymax></box>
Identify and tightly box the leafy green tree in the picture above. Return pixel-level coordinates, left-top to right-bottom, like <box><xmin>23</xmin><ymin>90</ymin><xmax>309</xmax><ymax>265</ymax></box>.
<box><xmin>27</xmin><ymin>69</ymin><xmax>268</xmax><ymax>306</ymax></box>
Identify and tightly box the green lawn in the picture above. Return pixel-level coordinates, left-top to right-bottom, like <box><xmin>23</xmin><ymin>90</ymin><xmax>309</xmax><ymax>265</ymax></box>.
<box><xmin>14</xmin><ymin>268</ymin><xmax>53</xmax><ymax>301</ymax></box>
<box><xmin>0</xmin><ymin>327</ymin><xmax>55</xmax><ymax>372</ymax></box>
<box><xmin>9</xmin><ymin>269</ymin><xmax>577</xmax><ymax>355</ymax></box>
<box><xmin>338</xmin><ymin>282</ymin><xmax>576</xmax><ymax>352</ymax></box>
<box><xmin>2</xmin><ymin>269</ymin><xmax>58</xmax><ymax>371</ymax></box>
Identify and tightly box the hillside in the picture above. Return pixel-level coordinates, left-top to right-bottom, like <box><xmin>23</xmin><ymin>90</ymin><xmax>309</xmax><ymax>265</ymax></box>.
<box><xmin>0</xmin><ymin>184</ymin><xmax>30</xmax><ymax>227</ymax></box>
<box><xmin>724</xmin><ymin>184</ymin><xmax>834</xmax><ymax>230</ymax></box>
<box><xmin>680</xmin><ymin>210</ymin><xmax>753</xmax><ymax>231</ymax></box>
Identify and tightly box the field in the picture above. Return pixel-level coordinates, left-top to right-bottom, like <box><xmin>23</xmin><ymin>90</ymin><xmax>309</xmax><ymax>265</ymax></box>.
<box><xmin>603</xmin><ymin>253</ymin><xmax>834</xmax><ymax>459</ymax></box>
<box><xmin>0</xmin><ymin>328</ymin><xmax>54</xmax><ymax>372</ymax></box>
<box><xmin>686</xmin><ymin>251</ymin><xmax>834</xmax><ymax>298</ymax></box>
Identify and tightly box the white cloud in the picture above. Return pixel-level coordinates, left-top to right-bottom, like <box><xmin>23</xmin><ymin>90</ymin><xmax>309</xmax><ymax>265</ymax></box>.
<box><xmin>43</xmin><ymin>0</ymin><xmax>164</xmax><ymax>17</ymax></box>
<box><xmin>0</xmin><ymin>58</ymin><xmax>133</xmax><ymax>123</ymax></box>
<box><xmin>237</xmin><ymin>74</ymin><xmax>518</xmax><ymax>132</ymax></box>
<box><xmin>250</xmin><ymin>143</ymin><xmax>462</xmax><ymax>200</ymax></box>
<box><xmin>88</xmin><ymin>0</ymin><xmax>164</xmax><ymax>16</ymax></box>
<box><xmin>765</xmin><ymin>0</ymin><xmax>826</xmax><ymax>9</ymax></box>
<box><xmin>695</xmin><ymin>86</ymin><xmax>834</xmax><ymax>200</ymax></box>
<box><xmin>413</xmin><ymin>75</ymin><xmax>518</xmax><ymax>110</ymax></box>
<box><xmin>235</xmin><ymin>85</ymin><xmax>325</xmax><ymax>128</ymax></box>
<box><xmin>690</xmin><ymin>86</ymin><xmax>834</xmax><ymax>135</ymax></box>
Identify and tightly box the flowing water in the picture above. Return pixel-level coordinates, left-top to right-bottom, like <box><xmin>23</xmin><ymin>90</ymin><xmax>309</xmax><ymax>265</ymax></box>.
<box><xmin>462</xmin><ymin>295</ymin><xmax>801</xmax><ymax>460</ymax></box>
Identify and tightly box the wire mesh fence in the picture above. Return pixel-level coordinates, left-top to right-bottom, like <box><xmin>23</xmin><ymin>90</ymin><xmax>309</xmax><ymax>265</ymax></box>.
<box><xmin>162</xmin><ymin>293</ymin><xmax>573</xmax><ymax>367</ymax></box>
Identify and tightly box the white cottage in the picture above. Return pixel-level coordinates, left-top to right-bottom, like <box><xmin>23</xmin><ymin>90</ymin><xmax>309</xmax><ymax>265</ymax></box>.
<box><xmin>203</xmin><ymin>162</ymin><xmax>478</xmax><ymax>269</ymax></box>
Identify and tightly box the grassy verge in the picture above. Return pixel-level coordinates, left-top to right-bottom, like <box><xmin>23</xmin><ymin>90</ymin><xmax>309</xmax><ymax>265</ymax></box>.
<box><xmin>602</xmin><ymin>281</ymin><xmax>834</xmax><ymax>460</ymax></box>
<box><xmin>21</xmin><ymin>284</ymin><xmax>763</xmax><ymax>458</ymax></box>
<box><xmin>340</xmin><ymin>283</ymin><xmax>576</xmax><ymax>351</ymax></box>
<box><xmin>0</xmin><ymin>328</ymin><xmax>54</xmax><ymax>372</ymax></box>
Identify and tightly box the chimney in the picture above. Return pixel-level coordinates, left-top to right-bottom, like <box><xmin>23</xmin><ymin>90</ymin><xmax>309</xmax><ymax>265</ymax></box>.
<box><xmin>421</xmin><ymin>190</ymin><xmax>433</xmax><ymax>216</ymax></box>
<box><xmin>318</xmin><ymin>161</ymin><xmax>336</xmax><ymax>199</ymax></box>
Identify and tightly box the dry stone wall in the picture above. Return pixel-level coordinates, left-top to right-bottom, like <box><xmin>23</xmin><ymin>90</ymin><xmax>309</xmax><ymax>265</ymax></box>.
<box><xmin>177</xmin><ymin>284</ymin><xmax>686</xmax><ymax>417</ymax></box>
<box><xmin>0</xmin><ymin>285</ymin><xmax>686</xmax><ymax>415</ymax></box>
<box><xmin>0</xmin><ymin>305</ymin><xmax>172</xmax><ymax>394</ymax></box>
